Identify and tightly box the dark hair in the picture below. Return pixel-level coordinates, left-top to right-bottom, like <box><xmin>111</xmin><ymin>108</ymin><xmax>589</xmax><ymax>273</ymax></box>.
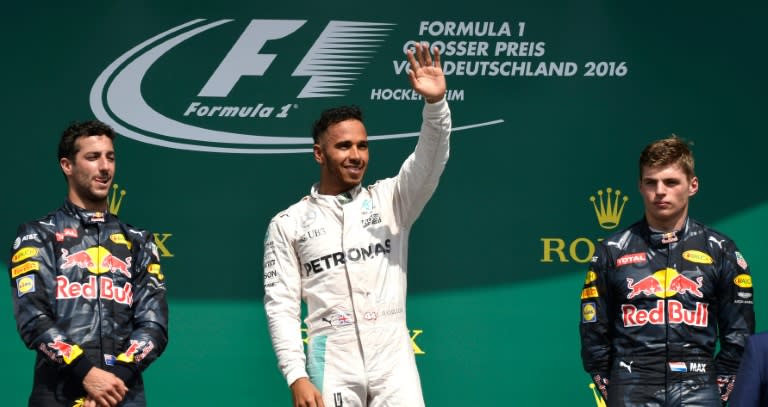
<box><xmin>312</xmin><ymin>105</ymin><xmax>363</xmax><ymax>143</ymax></box>
<box><xmin>638</xmin><ymin>135</ymin><xmax>695</xmax><ymax>180</ymax></box>
<box><xmin>58</xmin><ymin>120</ymin><xmax>116</xmax><ymax>161</ymax></box>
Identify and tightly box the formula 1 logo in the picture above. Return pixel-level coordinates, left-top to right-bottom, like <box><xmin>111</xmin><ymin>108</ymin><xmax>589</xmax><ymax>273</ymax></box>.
<box><xmin>91</xmin><ymin>19</ymin><xmax>395</xmax><ymax>153</ymax></box>
<box><xmin>91</xmin><ymin>19</ymin><xmax>502</xmax><ymax>154</ymax></box>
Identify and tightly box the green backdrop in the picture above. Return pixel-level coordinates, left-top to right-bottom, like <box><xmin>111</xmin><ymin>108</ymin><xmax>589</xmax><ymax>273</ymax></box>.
<box><xmin>2</xmin><ymin>1</ymin><xmax>766</xmax><ymax>405</ymax></box>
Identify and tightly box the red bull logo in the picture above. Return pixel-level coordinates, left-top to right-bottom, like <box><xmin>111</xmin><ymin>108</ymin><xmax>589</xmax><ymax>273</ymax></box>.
<box><xmin>60</xmin><ymin>246</ymin><xmax>133</xmax><ymax>278</ymax></box>
<box><xmin>46</xmin><ymin>336</ymin><xmax>84</xmax><ymax>364</ymax></box>
<box><xmin>117</xmin><ymin>340</ymin><xmax>145</xmax><ymax>363</ymax></box>
<box><xmin>102</xmin><ymin>254</ymin><xmax>132</xmax><ymax>278</ymax></box>
<box><xmin>626</xmin><ymin>268</ymin><xmax>703</xmax><ymax>299</ymax></box>
<box><xmin>117</xmin><ymin>340</ymin><xmax>154</xmax><ymax>363</ymax></box>
<box><xmin>622</xmin><ymin>299</ymin><xmax>708</xmax><ymax>327</ymax></box>
<box><xmin>57</xmin><ymin>275</ymin><xmax>134</xmax><ymax>305</ymax></box>
<box><xmin>61</xmin><ymin>249</ymin><xmax>95</xmax><ymax>269</ymax></box>
<box><xmin>124</xmin><ymin>340</ymin><xmax>143</xmax><ymax>356</ymax></box>
<box><xmin>668</xmin><ymin>274</ymin><xmax>703</xmax><ymax>297</ymax></box>
<box><xmin>48</xmin><ymin>338</ymin><xmax>74</xmax><ymax>358</ymax></box>
<box><xmin>626</xmin><ymin>275</ymin><xmax>663</xmax><ymax>299</ymax></box>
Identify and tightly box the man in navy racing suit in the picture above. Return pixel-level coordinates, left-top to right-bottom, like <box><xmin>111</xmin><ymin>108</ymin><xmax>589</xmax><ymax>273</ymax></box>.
<box><xmin>580</xmin><ymin>135</ymin><xmax>754</xmax><ymax>406</ymax></box>
<box><xmin>8</xmin><ymin>120</ymin><xmax>168</xmax><ymax>407</ymax></box>
<box><xmin>263</xmin><ymin>43</ymin><xmax>450</xmax><ymax>407</ymax></box>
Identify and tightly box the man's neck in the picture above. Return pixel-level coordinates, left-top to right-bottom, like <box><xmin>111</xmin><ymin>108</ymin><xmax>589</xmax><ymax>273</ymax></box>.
<box><xmin>317</xmin><ymin>182</ymin><xmax>358</xmax><ymax>196</ymax></box>
<box><xmin>68</xmin><ymin>195</ymin><xmax>107</xmax><ymax>212</ymax></box>
<box><xmin>646</xmin><ymin>214</ymin><xmax>687</xmax><ymax>233</ymax></box>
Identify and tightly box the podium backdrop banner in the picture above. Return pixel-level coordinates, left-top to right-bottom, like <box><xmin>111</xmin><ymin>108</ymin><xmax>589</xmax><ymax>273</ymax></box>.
<box><xmin>2</xmin><ymin>1</ymin><xmax>765</xmax><ymax>405</ymax></box>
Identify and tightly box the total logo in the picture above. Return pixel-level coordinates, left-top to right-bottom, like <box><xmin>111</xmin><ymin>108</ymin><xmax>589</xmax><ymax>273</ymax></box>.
<box><xmin>90</xmin><ymin>19</ymin><xmax>502</xmax><ymax>154</ymax></box>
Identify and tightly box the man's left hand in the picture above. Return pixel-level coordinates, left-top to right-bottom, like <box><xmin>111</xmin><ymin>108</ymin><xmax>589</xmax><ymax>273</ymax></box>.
<box><xmin>406</xmin><ymin>42</ymin><xmax>446</xmax><ymax>103</ymax></box>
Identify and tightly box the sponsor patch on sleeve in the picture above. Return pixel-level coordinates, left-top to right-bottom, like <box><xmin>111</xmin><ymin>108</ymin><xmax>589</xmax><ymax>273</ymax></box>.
<box><xmin>581</xmin><ymin>286</ymin><xmax>599</xmax><ymax>300</ymax></box>
<box><xmin>584</xmin><ymin>270</ymin><xmax>597</xmax><ymax>285</ymax></box>
<box><xmin>733</xmin><ymin>274</ymin><xmax>752</xmax><ymax>288</ymax></box>
<box><xmin>12</xmin><ymin>247</ymin><xmax>39</xmax><ymax>263</ymax></box>
<box><xmin>147</xmin><ymin>264</ymin><xmax>164</xmax><ymax>281</ymax></box>
<box><xmin>16</xmin><ymin>275</ymin><xmax>36</xmax><ymax>297</ymax></box>
<box><xmin>582</xmin><ymin>302</ymin><xmax>597</xmax><ymax>323</ymax></box>
<box><xmin>735</xmin><ymin>251</ymin><xmax>748</xmax><ymax>270</ymax></box>
<box><xmin>264</xmin><ymin>254</ymin><xmax>278</xmax><ymax>288</ymax></box>
<box><xmin>11</xmin><ymin>261</ymin><xmax>40</xmax><ymax>278</ymax></box>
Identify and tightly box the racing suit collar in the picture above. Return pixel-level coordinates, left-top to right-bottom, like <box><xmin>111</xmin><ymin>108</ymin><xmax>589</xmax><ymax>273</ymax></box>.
<box><xmin>310</xmin><ymin>183</ymin><xmax>362</xmax><ymax>206</ymax></box>
<box><xmin>61</xmin><ymin>200</ymin><xmax>113</xmax><ymax>225</ymax></box>
<box><xmin>644</xmin><ymin>216</ymin><xmax>689</xmax><ymax>247</ymax></box>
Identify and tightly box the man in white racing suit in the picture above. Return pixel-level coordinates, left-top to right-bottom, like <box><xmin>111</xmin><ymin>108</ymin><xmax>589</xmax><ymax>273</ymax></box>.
<box><xmin>263</xmin><ymin>43</ymin><xmax>450</xmax><ymax>407</ymax></box>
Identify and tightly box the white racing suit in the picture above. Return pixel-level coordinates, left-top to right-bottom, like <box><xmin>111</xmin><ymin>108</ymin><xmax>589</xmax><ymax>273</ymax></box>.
<box><xmin>263</xmin><ymin>99</ymin><xmax>450</xmax><ymax>407</ymax></box>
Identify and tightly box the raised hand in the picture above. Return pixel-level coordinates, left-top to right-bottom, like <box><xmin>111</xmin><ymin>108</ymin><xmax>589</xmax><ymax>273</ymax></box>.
<box><xmin>406</xmin><ymin>42</ymin><xmax>446</xmax><ymax>103</ymax></box>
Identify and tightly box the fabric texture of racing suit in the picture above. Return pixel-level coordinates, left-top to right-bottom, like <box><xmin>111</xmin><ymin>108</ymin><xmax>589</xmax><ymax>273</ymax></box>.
<box><xmin>263</xmin><ymin>98</ymin><xmax>450</xmax><ymax>407</ymax></box>
<box><xmin>8</xmin><ymin>200</ymin><xmax>168</xmax><ymax>406</ymax></box>
<box><xmin>580</xmin><ymin>217</ymin><xmax>754</xmax><ymax>406</ymax></box>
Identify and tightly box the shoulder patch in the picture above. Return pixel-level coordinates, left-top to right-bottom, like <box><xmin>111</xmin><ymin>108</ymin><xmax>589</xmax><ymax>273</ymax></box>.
<box><xmin>12</xmin><ymin>247</ymin><xmax>39</xmax><ymax>263</ymax></box>
<box><xmin>16</xmin><ymin>275</ymin><xmax>36</xmax><ymax>296</ymax></box>
<box><xmin>582</xmin><ymin>302</ymin><xmax>597</xmax><ymax>323</ymax></box>
<box><xmin>11</xmin><ymin>261</ymin><xmax>40</xmax><ymax>278</ymax></box>
<box><xmin>734</xmin><ymin>274</ymin><xmax>752</xmax><ymax>288</ymax></box>
<box><xmin>735</xmin><ymin>252</ymin><xmax>748</xmax><ymax>270</ymax></box>
<box><xmin>584</xmin><ymin>270</ymin><xmax>597</xmax><ymax>285</ymax></box>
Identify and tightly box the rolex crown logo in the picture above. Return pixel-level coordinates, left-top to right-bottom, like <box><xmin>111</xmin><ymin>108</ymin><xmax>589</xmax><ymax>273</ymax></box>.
<box><xmin>590</xmin><ymin>187</ymin><xmax>628</xmax><ymax>230</ymax></box>
<box><xmin>109</xmin><ymin>184</ymin><xmax>127</xmax><ymax>216</ymax></box>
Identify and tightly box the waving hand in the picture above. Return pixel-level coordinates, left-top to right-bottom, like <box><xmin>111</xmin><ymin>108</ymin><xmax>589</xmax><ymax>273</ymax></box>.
<box><xmin>406</xmin><ymin>42</ymin><xmax>446</xmax><ymax>103</ymax></box>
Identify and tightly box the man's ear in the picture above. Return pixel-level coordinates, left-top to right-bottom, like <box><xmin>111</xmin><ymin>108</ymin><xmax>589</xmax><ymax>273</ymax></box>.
<box><xmin>313</xmin><ymin>144</ymin><xmax>324</xmax><ymax>165</ymax></box>
<box><xmin>688</xmin><ymin>176</ymin><xmax>699</xmax><ymax>197</ymax></box>
<box><xmin>60</xmin><ymin>157</ymin><xmax>73</xmax><ymax>176</ymax></box>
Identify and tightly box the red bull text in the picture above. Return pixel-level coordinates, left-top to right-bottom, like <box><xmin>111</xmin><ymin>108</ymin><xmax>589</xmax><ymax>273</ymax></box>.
<box><xmin>57</xmin><ymin>276</ymin><xmax>133</xmax><ymax>305</ymax></box>
<box><xmin>622</xmin><ymin>300</ymin><xmax>708</xmax><ymax>327</ymax></box>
